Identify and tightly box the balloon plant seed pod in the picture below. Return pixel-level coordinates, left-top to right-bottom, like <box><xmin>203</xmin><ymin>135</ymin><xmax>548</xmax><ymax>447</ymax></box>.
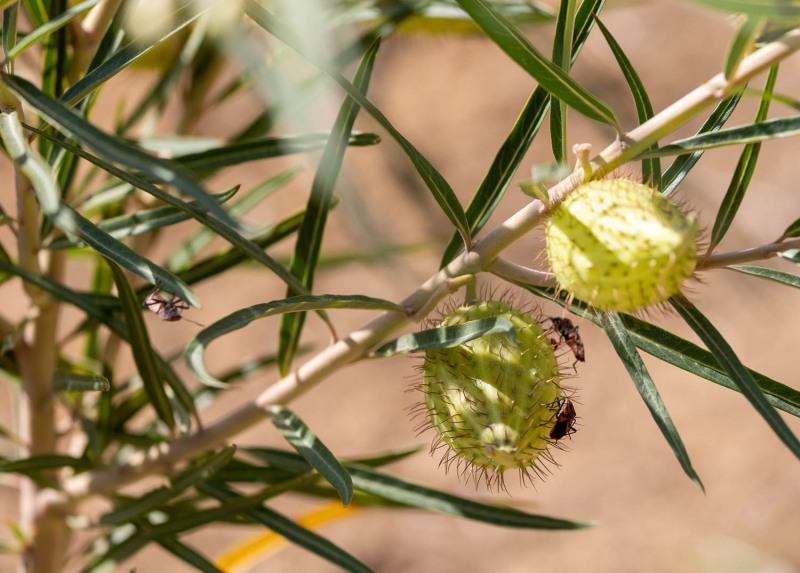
<box><xmin>418</xmin><ymin>298</ymin><xmax>573</xmax><ymax>490</ymax></box>
<box><xmin>545</xmin><ymin>179</ymin><xmax>699</xmax><ymax>312</ymax></box>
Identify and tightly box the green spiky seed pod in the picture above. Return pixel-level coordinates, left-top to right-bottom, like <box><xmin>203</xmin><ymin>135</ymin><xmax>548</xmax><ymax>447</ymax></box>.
<box><xmin>545</xmin><ymin>179</ymin><xmax>698</xmax><ymax>312</ymax></box>
<box><xmin>421</xmin><ymin>300</ymin><xmax>566</xmax><ymax>488</ymax></box>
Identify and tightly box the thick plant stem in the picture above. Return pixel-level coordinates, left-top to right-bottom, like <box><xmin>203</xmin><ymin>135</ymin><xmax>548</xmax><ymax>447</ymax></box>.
<box><xmin>60</xmin><ymin>26</ymin><xmax>800</xmax><ymax>503</ymax></box>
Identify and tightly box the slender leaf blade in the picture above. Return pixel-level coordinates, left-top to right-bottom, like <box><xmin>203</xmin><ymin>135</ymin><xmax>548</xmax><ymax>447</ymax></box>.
<box><xmin>54</xmin><ymin>373</ymin><xmax>110</xmax><ymax>392</ymax></box>
<box><xmin>671</xmin><ymin>295</ymin><xmax>800</xmax><ymax>459</ymax></box>
<box><xmin>108</xmin><ymin>261</ymin><xmax>174</xmax><ymax>431</ymax></box>
<box><xmin>727</xmin><ymin>264</ymin><xmax>800</xmax><ymax>289</ymax></box>
<box><xmin>780</xmin><ymin>217</ymin><xmax>800</xmax><ymax>240</ymax></box>
<box><xmin>724</xmin><ymin>15</ymin><xmax>762</xmax><ymax>79</ymax></box>
<box><xmin>598</xmin><ymin>310</ymin><xmax>703</xmax><ymax>490</ymax></box>
<box><xmin>265</xmin><ymin>406</ymin><xmax>353</xmax><ymax>506</ymax></box>
<box><xmin>157</xmin><ymin>538</ymin><xmax>223</xmax><ymax>573</ymax></box>
<box><xmin>595</xmin><ymin>17</ymin><xmax>661</xmax><ymax>187</ymax></box>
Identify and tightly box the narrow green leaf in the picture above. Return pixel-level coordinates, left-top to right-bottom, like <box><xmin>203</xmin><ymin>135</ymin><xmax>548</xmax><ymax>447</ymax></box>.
<box><xmin>0</xmin><ymin>454</ymin><xmax>90</xmax><ymax>474</ymax></box>
<box><xmin>100</xmin><ymin>446</ymin><xmax>236</xmax><ymax>525</ymax></box>
<box><xmin>549</xmin><ymin>0</ymin><xmax>576</xmax><ymax>163</ymax></box>
<box><xmin>45</xmin><ymin>187</ymin><xmax>239</xmax><ymax>250</ymax></box>
<box><xmin>643</xmin><ymin>114</ymin><xmax>800</xmax><ymax>158</ymax></box>
<box><xmin>439</xmin><ymin>0</ymin><xmax>605</xmax><ymax>266</ymax></box>
<box><xmin>370</xmin><ymin>317</ymin><xmax>516</xmax><ymax>358</ymax></box>
<box><xmin>243</xmin><ymin>0</ymin><xmax>470</xmax><ymax>244</ymax></box>
<box><xmin>728</xmin><ymin>264</ymin><xmax>800</xmax><ymax>289</ymax></box>
<box><xmin>199</xmin><ymin>481</ymin><xmax>374</xmax><ymax>573</ymax></box>
<box><xmin>264</xmin><ymin>406</ymin><xmax>352</xmax><ymax>506</ymax></box>
<box><xmin>0</xmin><ymin>110</ymin><xmax>198</xmax><ymax>306</ymax></box>
<box><xmin>279</xmin><ymin>39</ymin><xmax>380</xmax><ymax>374</ymax></box>
<box><xmin>671</xmin><ymin>295</ymin><xmax>800</xmax><ymax>459</ymax></box>
<box><xmin>710</xmin><ymin>66</ymin><xmax>777</xmax><ymax>250</ymax></box>
<box><xmin>25</xmin><ymin>122</ymin><xmax>312</xmax><ymax>298</ymax></box>
<box><xmin>108</xmin><ymin>261</ymin><xmax>174</xmax><ymax>431</ymax></box>
<box><xmin>175</xmin><ymin>132</ymin><xmax>380</xmax><ymax>174</ymax></box>
<box><xmin>2</xmin><ymin>4</ymin><xmax>19</xmax><ymax>61</ymax></box>
<box><xmin>61</xmin><ymin>0</ymin><xmax>210</xmax><ymax>107</ymax></box>
<box><xmin>157</xmin><ymin>538</ymin><xmax>223</xmax><ymax>573</ymax></box>
<box><xmin>662</xmin><ymin>93</ymin><xmax>742</xmax><ymax>196</ymax></box>
<box><xmin>595</xmin><ymin>17</ymin><xmax>661</xmax><ymax>187</ymax></box>
<box><xmin>598</xmin><ymin>311</ymin><xmax>704</xmax><ymax>490</ymax></box>
<box><xmin>21</xmin><ymin>0</ymin><xmax>47</xmax><ymax>27</ymax></box>
<box><xmin>3</xmin><ymin>74</ymin><xmax>237</xmax><ymax>230</ymax></box>
<box><xmin>6</xmin><ymin>0</ymin><xmax>99</xmax><ymax>59</ymax></box>
<box><xmin>724</xmin><ymin>15</ymin><xmax>762</xmax><ymax>79</ymax></box>
<box><xmin>185</xmin><ymin>295</ymin><xmax>402</xmax><ymax>387</ymax></box>
<box><xmin>348</xmin><ymin>463</ymin><xmax>589</xmax><ymax>529</ymax></box>
<box><xmin>453</xmin><ymin>0</ymin><xmax>618</xmax><ymax>128</ymax></box>
<box><xmin>780</xmin><ymin>217</ymin><xmax>800</xmax><ymax>239</ymax></box>
<box><xmin>54</xmin><ymin>373</ymin><xmax>110</xmax><ymax>392</ymax></box>
<box><xmin>619</xmin><ymin>314</ymin><xmax>800</xmax><ymax>416</ymax></box>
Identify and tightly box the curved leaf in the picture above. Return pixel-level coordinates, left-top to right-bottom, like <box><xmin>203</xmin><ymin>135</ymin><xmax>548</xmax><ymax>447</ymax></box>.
<box><xmin>709</xmin><ymin>66</ymin><xmax>777</xmax><ymax>250</ymax></box>
<box><xmin>264</xmin><ymin>406</ymin><xmax>352</xmax><ymax>506</ymax></box>
<box><xmin>157</xmin><ymin>538</ymin><xmax>223</xmax><ymax>573</ymax></box>
<box><xmin>671</xmin><ymin>295</ymin><xmax>800</xmax><ymax>459</ymax></box>
<box><xmin>780</xmin><ymin>217</ymin><xmax>800</xmax><ymax>240</ymax></box>
<box><xmin>185</xmin><ymin>295</ymin><xmax>402</xmax><ymax>387</ymax></box>
<box><xmin>5</xmin><ymin>0</ymin><xmax>99</xmax><ymax>59</ymax></box>
<box><xmin>724</xmin><ymin>16</ymin><xmax>762</xmax><ymax>79</ymax></box>
<box><xmin>243</xmin><ymin>0</ymin><xmax>470</xmax><ymax>244</ymax></box>
<box><xmin>453</xmin><ymin>0</ymin><xmax>618</xmax><ymax>128</ymax></box>
<box><xmin>370</xmin><ymin>316</ymin><xmax>515</xmax><ymax>358</ymax></box>
<box><xmin>598</xmin><ymin>311</ymin><xmax>703</xmax><ymax>490</ymax></box>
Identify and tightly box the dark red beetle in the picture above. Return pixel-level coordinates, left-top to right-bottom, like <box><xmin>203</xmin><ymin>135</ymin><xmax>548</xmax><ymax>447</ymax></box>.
<box><xmin>548</xmin><ymin>398</ymin><xmax>577</xmax><ymax>441</ymax></box>
<box><xmin>546</xmin><ymin>316</ymin><xmax>585</xmax><ymax>366</ymax></box>
<box><xmin>143</xmin><ymin>285</ymin><xmax>203</xmax><ymax>326</ymax></box>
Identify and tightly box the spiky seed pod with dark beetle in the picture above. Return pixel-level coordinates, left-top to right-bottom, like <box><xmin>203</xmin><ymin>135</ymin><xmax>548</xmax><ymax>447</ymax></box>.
<box><xmin>417</xmin><ymin>298</ymin><xmax>574</xmax><ymax>490</ymax></box>
<box><xmin>546</xmin><ymin>179</ymin><xmax>699</xmax><ymax>312</ymax></box>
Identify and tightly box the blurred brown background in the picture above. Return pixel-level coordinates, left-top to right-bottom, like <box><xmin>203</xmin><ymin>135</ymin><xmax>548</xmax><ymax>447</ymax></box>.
<box><xmin>2</xmin><ymin>0</ymin><xmax>800</xmax><ymax>571</ymax></box>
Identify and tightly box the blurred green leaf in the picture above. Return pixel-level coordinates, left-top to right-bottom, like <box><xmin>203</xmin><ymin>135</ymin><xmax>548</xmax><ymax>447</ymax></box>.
<box><xmin>672</xmin><ymin>295</ymin><xmax>800</xmax><ymax>459</ymax></box>
<box><xmin>780</xmin><ymin>217</ymin><xmax>800</xmax><ymax>239</ymax></box>
<box><xmin>709</xmin><ymin>66</ymin><xmax>777</xmax><ymax>250</ymax></box>
<box><xmin>101</xmin><ymin>446</ymin><xmax>236</xmax><ymax>525</ymax></box>
<box><xmin>0</xmin><ymin>454</ymin><xmax>90</xmax><ymax>474</ymax></box>
<box><xmin>157</xmin><ymin>538</ymin><xmax>223</xmax><ymax>573</ymax></box>
<box><xmin>549</xmin><ymin>0</ymin><xmax>576</xmax><ymax>163</ymax></box>
<box><xmin>370</xmin><ymin>317</ymin><xmax>516</xmax><ymax>358</ymax></box>
<box><xmin>6</xmin><ymin>0</ymin><xmax>98</xmax><ymax>59</ymax></box>
<box><xmin>264</xmin><ymin>406</ymin><xmax>352</xmax><ymax>506</ymax></box>
<box><xmin>598</xmin><ymin>311</ymin><xmax>704</xmax><ymax>490</ymax></box>
<box><xmin>724</xmin><ymin>15</ymin><xmax>762</xmax><ymax>79</ymax></box>
<box><xmin>108</xmin><ymin>261</ymin><xmax>175</xmax><ymax>431</ymax></box>
<box><xmin>595</xmin><ymin>17</ymin><xmax>661</xmax><ymax>187</ymax></box>
<box><xmin>454</xmin><ymin>0</ymin><xmax>618</xmax><ymax>128</ymax></box>
<box><xmin>691</xmin><ymin>0</ymin><xmax>800</xmax><ymax>17</ymax></box>
<box><xmin>244</xmin><ymin>0</ymin><xmax>471</xmax><ymax>244</ymax></box>
<box><xmin>279</xmin><ymin>38</ymin><xmax>380</xmax><ymax>374</ymax></box>
<box><xmin>185</xmin><ymin>295</ymin><xmax>402</xmax><ymax>387</ymax></box>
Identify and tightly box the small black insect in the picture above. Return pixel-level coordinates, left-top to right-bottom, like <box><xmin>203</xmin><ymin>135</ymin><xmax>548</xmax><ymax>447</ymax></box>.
<box><xmin>548</xmin><ymin>398</ymin><xmax>577</xmax><ymax>441</ymax></box>
<box><xmin>143</xmin><ymin>285</ymin><xmax>203</xmax><ymax>326</ymax></box>
<box><xmin>546</xmin><ymin>316</ymin><xmax>585</xmax><ymax>367</ymax></box>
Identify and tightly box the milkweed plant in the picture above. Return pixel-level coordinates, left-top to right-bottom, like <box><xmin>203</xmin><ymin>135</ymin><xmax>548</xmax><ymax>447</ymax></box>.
<box><xmin>0</xmin><ymin>0</ymin><xmax>799</xmax><ymax>572</ymax></box>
